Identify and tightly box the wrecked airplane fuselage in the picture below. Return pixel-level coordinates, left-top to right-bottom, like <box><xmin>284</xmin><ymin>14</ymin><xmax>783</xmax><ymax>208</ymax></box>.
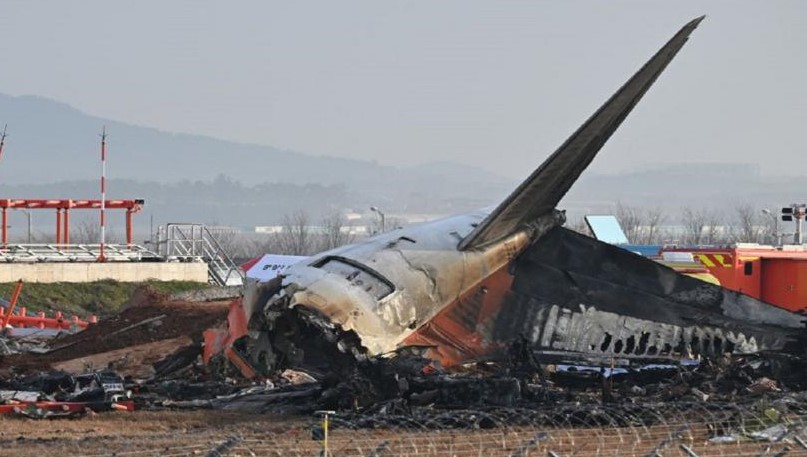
<box><xmin>243</xmin><ymin>211</ymin><xmax>549</xmax><ymax>374</ymax></box>
<box><xmin>241</xmin><ymin>17</ymin><xmax>806</xmax><ymax>377</ymax></box>
<box><xmin>244</xmin><ymin>224</ymin><xmax>806</xmax><ymax>376</ymax></box>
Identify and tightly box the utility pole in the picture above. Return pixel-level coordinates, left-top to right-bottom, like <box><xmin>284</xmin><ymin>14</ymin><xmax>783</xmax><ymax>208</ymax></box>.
<box><xmin>761</xmin><ymin>208</ymin><xmax>781</xmax><ymax>246</ymax></box>
<box><xmin>0</xmin><ymin>124</ymin><xmax>7</xmax><ymax>163</ymax></box>
<box><xmin>1</xmin><ymin>126</ymin><xmax>7</xmax><ymax>249</ymax></box>
<box><xmin>16</xmin><ymin>209</ymin><xmax>32</xmax><ymax>244</ymax></box>
<box><xmin>781</xmin><ymin>204</ymin><xmax>807</xmax><ymax>245</ymax></box>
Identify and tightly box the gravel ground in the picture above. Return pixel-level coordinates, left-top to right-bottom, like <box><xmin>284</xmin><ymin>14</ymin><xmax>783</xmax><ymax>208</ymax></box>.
<box><xmin>0</xmin><ymin>409</ymin><xmax>799</xmax><ymax>456</ymax></box>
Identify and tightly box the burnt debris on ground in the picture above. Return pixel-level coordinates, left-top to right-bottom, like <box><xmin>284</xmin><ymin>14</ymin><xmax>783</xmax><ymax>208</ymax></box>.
<box><xmin>0</xmin><ymin>286</ymin><xmax>230</xmax><ymax>417</ymax></box>
<box><xmin>3</xmin><ymin>283</ymin><xmax>807</xmax><ymax>439</ymax></box>
<box><xmin>1</xmin><ymin>287</ymin><xmax>229</xmax><ymax>377</ymax></box>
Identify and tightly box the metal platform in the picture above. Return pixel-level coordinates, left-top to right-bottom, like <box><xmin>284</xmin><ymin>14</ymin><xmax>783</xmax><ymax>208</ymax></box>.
<box><xmin>0</xmin><ymin>244</ymin><xmax>161</xmax><ymax>263</ymax></box>
<box><xmin>0</xmin><ymin>223</ymin><xmax>244</xmax><ymax>287</ymax></box>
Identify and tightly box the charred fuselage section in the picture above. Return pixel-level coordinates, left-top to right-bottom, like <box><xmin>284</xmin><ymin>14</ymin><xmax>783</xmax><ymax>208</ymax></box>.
<box><xmin>497</xmin><ymin>227</ymin><xmax>807</xmax><ymax>360</ymax></box>
<box><xmin>243</xmin><ymin>226</ymin><xmax>807</xmax><ymax>381</ymax></box>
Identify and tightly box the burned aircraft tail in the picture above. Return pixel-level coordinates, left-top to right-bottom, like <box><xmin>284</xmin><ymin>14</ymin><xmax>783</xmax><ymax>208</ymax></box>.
<box><xmin>459</xmin><ymin>16</ymin><xmax>705</xmax><ymax>251</ymax></box>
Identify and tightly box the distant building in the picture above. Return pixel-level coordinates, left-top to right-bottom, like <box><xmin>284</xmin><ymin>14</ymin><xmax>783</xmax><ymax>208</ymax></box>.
<box><xmin>255</xmin><ymin>226</ymin><xmax>284</xmax><ymax>234</ymax></box>
<box><xmin>254</xmin><ymin>225</ymin><xmax>369</xmax><ymax>235</ymax></box>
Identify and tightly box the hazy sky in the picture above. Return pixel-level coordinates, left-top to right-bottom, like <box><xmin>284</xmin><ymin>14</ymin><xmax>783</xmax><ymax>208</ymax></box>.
<box><xmin>1</xmin><ymin>1</ymin><xmax>805</xmax><ymax>179</ymax></box>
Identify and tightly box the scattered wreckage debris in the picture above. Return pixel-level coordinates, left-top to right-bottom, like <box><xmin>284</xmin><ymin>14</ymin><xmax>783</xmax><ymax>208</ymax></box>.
<box><xmin>0</xmin><ymin>288</ymin><xmax>233</xmax><ymax>418</ymax></box>
<box><xmin>0</xmin><ymin>370</ymin><xmax>134</xmax><ymax>418</ymax></box>
<box><xmin>8</xmin><ymin>287</ymin><xmax>805</xmax><ymax>430</ymax></box>
<box><xmin>0</xmin><ymin>335</ymin><xmax>50</xmax><ymax>357</ymax></box>
<box><xmin>1</xmin><ymin>280</ymin><xmax>98</xmax><ymax>357</ymax></box>
<box><xmin>2</xmin><ymin>298</ymin><xmax>807</xmax><ymax>454</ymax></box>
<box><xmin>52</xmin><ymin>336</ymin><xmax>195</xmax><ymax>379</ymax></box>
<box><xmin>1</xmin><ymin>288</ymin><xmax>228</xmax><ymax>378</ymax></box>
<box><xmin>193</xmin><ymin>327</ymin><xmax>807</xmax><ymax>424</ymax></box>
<box><xmin>132</xmin><ymin>349</ymin><xmax>807</xmax><ymax>457</ymax></box>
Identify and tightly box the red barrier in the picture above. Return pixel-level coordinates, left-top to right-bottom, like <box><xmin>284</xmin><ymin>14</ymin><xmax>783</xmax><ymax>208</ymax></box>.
<box><xmin>0</xmin><ymin>400</ymin><xmax>134</xmax><ymax>415</ymax></box>
<box><xmin>0</xmin><ymin>279</ymin><xmax>23</xmax><ymax>328</ymax></box>
<box><xmin>0</xmin><ymin>308</ymin><xmax>96</xmax><ymax>330</ymax></box>
<box><xmin>1</xmin><ymin>279</ymin><xmax>97</xmax><ymax>330</ymax></box>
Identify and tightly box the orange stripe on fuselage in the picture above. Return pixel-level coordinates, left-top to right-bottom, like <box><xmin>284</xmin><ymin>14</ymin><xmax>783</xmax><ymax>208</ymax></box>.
<box><xmin>403</xmin><ymin>264</ymin><xmax>514</xmax><ymax>367</ymax></box>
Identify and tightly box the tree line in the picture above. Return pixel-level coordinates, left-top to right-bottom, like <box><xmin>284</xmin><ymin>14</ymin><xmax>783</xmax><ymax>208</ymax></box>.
<box><xmin>219</xmin><ymin>203</ymin><xmax>792</xmax><ymax>262</ymax></box>
<box><xmin>568</xmin><ymin>203</ymin><xmax>787</xmax><ymax>246</ymax></box>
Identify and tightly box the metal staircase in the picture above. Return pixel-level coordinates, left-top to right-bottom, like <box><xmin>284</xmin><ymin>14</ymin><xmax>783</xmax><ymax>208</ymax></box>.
<box><xmin>158</xmin><ymin>224</ymin><xmax>244</xmax><ymax>286</ymax></box>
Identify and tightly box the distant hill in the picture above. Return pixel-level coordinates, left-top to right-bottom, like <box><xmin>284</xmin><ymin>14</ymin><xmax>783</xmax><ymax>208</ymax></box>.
<box><xmin>0</xmin><ymin>92</ymin><xmax>511</xmax><ymax>195</ymax></box>
<box><xmin>0</xmin><ymin>93</ymin><xmax>516</xmax><ymax>230</ymax></box>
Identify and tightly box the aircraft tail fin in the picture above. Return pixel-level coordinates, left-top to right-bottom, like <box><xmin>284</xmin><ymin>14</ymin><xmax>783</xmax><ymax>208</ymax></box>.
<box><xmin>459</xmin><ymin>16</ymin><xmax>704</xmax><ymax>251</ymax></box>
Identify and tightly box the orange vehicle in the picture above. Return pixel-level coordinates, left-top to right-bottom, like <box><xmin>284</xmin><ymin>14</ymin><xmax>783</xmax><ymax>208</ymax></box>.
<box><xmin>662</xmin><ymin>244</ymin><xmax>807</xmax><ymax>314</ymax></box>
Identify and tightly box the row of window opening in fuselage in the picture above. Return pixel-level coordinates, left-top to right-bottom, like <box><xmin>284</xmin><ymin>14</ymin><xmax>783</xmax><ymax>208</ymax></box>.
<box><xmin>594</xmin><ymin>331</ymin><xmax>736</xmax><ymax>356</ymax></box>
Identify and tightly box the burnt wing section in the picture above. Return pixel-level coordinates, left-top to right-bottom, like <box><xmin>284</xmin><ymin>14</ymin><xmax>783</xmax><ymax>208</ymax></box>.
<box><xmin>496</xmin><ymin>227</ymin><xmax>806</xmax><ymax>358</ymax></box>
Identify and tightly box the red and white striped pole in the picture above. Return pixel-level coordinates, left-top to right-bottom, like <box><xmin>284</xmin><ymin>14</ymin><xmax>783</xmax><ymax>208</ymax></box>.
<box><xmin>98</xmin><ymin>127</ymin><xmax>107</xmax><ymax>262</ymax></box>
<box><xmin>0</xmin><ymin>125</ymin><xmax>6</xmax><ymax>249</ymax></box>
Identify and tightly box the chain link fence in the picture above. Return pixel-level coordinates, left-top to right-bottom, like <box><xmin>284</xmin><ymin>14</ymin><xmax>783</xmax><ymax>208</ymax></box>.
<box><xmin>21</xmin><ymin>400</ymin><xmax>804</xmax><ymax>456</ymax></box>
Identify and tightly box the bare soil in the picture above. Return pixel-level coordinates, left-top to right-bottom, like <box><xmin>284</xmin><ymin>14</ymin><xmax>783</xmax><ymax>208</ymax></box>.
<box><xmin>0</xmin><ymin>289</ymin><xmax>229</xmax><ymax>375</ymax></box>
<box><xmin>0</xmin><ymin>410</ymin><xmax>796</xmax><ymax>456</ymax></box>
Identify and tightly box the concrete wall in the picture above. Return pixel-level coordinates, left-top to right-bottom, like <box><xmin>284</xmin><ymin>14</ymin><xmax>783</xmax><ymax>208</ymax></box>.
<box><xmin>0</xmin><ymin>262</ymin><xmax>208</xmax><ymax>283</ymax></box>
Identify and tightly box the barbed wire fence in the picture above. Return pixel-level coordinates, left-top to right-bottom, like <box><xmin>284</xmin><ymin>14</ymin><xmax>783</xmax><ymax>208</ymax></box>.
<box><xmin>38</xmin><ymin>401</ymin><xmax>807</xmax><ymax>456</ymax></box>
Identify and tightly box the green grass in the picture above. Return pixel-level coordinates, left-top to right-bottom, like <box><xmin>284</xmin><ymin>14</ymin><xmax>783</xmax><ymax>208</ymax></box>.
<box><xmin>0</xmin><ymin>280</ymin><xmax>212</xmax><ymax>318</ymax></box>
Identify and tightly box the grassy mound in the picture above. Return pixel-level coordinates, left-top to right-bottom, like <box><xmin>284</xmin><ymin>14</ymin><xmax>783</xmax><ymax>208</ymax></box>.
<box><xmin>0</xmin><ymin>280</ymin><xmax>212</xmax><ymax>318</ymax></box>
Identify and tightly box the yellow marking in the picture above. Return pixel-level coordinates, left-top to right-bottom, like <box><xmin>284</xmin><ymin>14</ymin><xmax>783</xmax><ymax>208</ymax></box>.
<box><xmin>713</xmin><ymin>254</ymin><xmax>733</xmax><ymax>268</ymax></box>
<box><xmin>695</xmin><ymin>254</ymin><xmax>716</xmax><ymax>268</ymax></box>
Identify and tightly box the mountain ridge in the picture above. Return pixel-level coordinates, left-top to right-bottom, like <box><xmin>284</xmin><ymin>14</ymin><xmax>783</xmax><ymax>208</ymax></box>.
<box><xmin>0</xmin><ymin>92</ymin><xmax>511</xmax><ymax>189</ymax></box>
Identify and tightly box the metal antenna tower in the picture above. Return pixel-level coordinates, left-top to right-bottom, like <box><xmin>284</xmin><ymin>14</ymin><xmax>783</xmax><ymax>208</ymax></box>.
<box><xmin>0</xmin><ymin>124</ymin><xmax>7</xmax><ymax>162</ymax></box>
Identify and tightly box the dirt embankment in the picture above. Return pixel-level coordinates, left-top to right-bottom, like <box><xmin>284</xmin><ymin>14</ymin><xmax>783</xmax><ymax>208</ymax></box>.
<box><xmin>1</xmin><ymin>288</ymin><xmax>229</xmax><ymax>375</ymax></box>
<box><xmin>0</xmin><ymin>280</ymin><xmax>213</xmax><ymax>318</ymax></box>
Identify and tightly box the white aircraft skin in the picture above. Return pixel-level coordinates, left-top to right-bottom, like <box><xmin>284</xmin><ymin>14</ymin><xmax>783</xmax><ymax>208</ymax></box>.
<box><xmin>245</xmin><ymin>210</ymin><xmax>547</xmax><ymax>355</ymax></box>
